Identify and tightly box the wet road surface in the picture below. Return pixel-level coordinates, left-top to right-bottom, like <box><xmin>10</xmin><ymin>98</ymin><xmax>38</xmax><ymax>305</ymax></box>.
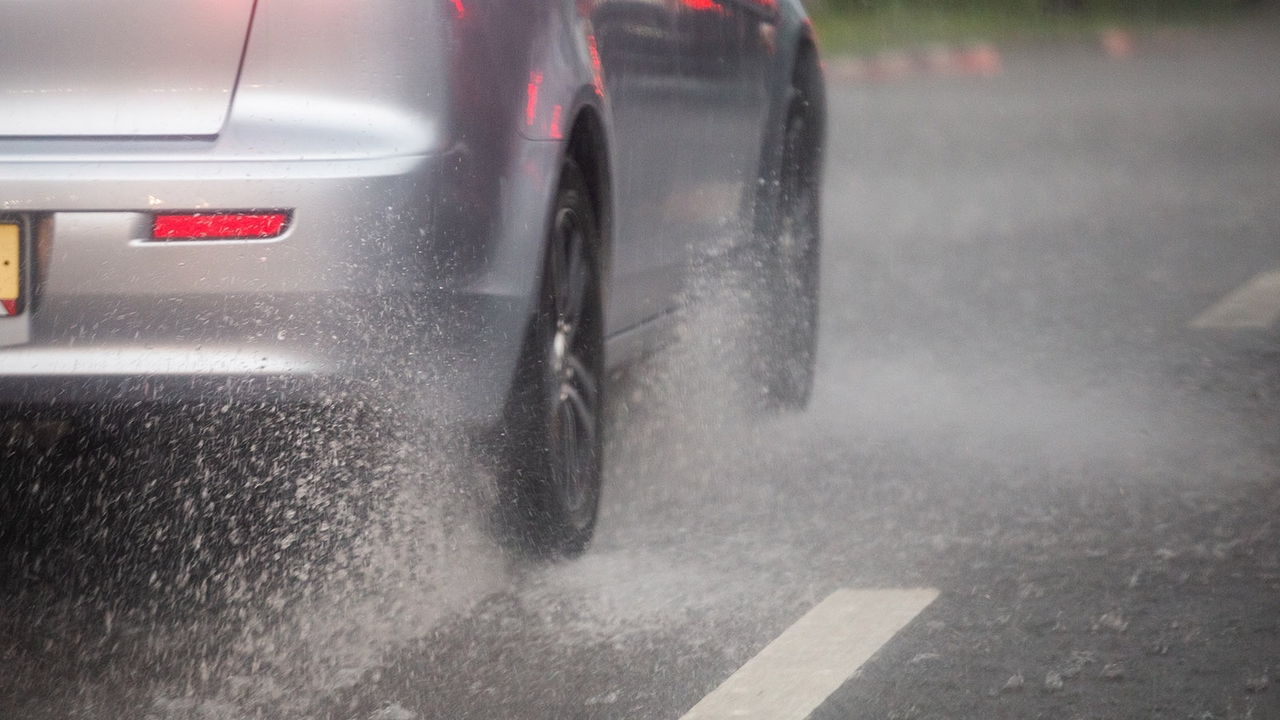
<box><xmin>3</xmin><ymin>19</ymin><xmax>1280</xmax><ymax>720</ymax></box>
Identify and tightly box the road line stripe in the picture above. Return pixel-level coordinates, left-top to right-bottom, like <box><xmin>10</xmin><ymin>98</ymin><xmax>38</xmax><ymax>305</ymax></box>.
<box><xmin>679</xmin><ymin>588</ymin><xmax>938</xmax><ymax>720</ymax></box>
<box><xmin>1191</xmin><ymin>270</ymin><xmax>1280</xmax><ymax>329</ymax></box>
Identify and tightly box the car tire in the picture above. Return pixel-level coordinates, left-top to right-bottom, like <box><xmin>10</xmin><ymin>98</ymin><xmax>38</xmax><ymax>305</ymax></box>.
<box><xmin>499</xmin><ymin>157</ymin><xmax>604</xmax><ymax>559</ymax></box>
<box><xmin>750</xmin><ymin>54</ymin><xmax>824</xmax><ymax>412</ymax></box>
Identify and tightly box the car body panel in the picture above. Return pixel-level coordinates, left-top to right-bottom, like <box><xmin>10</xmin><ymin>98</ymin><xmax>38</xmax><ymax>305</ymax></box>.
<box><xmin>0</xmin><ymin>0</ymin><xmax>256</xmax><ymax>137</ymax></box>
<box><xmin>591</xmin><ymin>0</ymin><xmax>686</xmax><ymax>334</ymax></box>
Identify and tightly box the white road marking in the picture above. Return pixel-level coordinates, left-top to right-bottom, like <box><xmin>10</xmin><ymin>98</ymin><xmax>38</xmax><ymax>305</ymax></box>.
<box><xmin>679</xmin><ymin>588</ymin><xmax>939</xmax><ymax>720</ymax></box>
<box><xmin>1191</xmin><ymin>270</ymin><xmax>1280</xmax><ymax>329</ymax></box>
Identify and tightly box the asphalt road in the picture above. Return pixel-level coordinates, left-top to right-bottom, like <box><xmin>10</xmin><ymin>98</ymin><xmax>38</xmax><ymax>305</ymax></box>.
<box><xmin>3</xmin><ymin>19</ymin><xmax>1280</xmax><ymax>720</ymax></box>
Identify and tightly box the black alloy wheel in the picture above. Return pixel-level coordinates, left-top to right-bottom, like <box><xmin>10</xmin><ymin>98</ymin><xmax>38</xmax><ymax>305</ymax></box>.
<box><xmin>753</xmin><ymin>55</ymin><xmax>824</xmax><ymax>411</ymax></box>
<box><xmin>501</xmin><ymin>158</ymin><xmax>604</xmax><ymax>558</ymax></box>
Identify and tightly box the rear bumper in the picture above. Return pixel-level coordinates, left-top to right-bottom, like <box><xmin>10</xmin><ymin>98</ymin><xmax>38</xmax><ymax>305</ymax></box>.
<box><xmin>0</xmin><ymin>141</ymin><xmax>552</xmax><ymax>425</ymax></box>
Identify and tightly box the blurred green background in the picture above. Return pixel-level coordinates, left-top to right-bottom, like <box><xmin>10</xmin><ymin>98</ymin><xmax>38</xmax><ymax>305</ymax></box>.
<box><xmin>808</xmin><ymin>0</ymin><xmax>1268</xmax><ymax>52</ymax></box>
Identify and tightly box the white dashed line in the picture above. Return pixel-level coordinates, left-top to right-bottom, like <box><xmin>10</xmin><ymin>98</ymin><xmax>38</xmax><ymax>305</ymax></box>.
<box><xmin>679</xmin><ymin>588</ymin><xmax>939</xmax><ymax>720</ymax></box>
<box><xmin>1191</xmin><ymin>270</ymin><xmax>1280</xmax><ymax>329</ymax></box>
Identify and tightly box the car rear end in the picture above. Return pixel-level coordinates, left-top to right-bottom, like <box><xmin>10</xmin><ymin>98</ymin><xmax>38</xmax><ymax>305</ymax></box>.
<box><xmin>0</xmin><ymin>0</ymin><xmax>537</xmax><ymax>426</ymax></box>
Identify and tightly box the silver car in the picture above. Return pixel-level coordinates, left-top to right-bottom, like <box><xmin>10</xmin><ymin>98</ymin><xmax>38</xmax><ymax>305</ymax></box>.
<box><xmin>0</xmin><ymin>0</ymin><xmax>824</xmax><ymax>555</ymax></box>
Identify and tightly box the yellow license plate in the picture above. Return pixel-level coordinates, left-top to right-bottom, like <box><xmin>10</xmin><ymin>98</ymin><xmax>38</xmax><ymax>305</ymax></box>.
<box><xmin>0</xmin><ymin>224</ymin><xmax>19</xmax><ymax>312</ymax></box>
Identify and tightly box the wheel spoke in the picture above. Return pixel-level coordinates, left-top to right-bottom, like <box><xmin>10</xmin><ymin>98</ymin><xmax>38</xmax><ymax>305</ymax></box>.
<box><xmin>562</xmin><ymin>351</ymin><xmax>599</xmax><ymax>407</ymax></box>
<box><xmin>551</xmin><ymin>209</ymin><xmax>590</xmax><ymax>342</ymax></box>
<box><xmin>560</xmin><ymin>383</ymin><xmax>596</xmax><ymax>457</ymax></box>
<box><xmin>554</xmin><ymin>379</ymin><xmax>597</xmax><ymax>509</ymax></box>
<box><xmin>561</xmin><ymin>237</ymin><xmax>589</xmax><ymax>333</ymax></box>
<box><xmin>551</xmin><ymin>211</ymin><xmax>574</xmax><ymax>318</ymax></box>
<box><xmin>563</xmin><ymin>381</ymin><xmax>596</xmax><ymax>435</ymax></box>
<box><xmin>555</xmin><ymin>400</ymin><xmax>579</xmax><ymax>489</ymax></box>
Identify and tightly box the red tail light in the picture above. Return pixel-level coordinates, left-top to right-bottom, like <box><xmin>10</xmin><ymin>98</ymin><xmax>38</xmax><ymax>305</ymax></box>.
<box><xmin>152</xmin><ymin>212</ymin><xmax>290</xmax><ymax>240</ymax></box>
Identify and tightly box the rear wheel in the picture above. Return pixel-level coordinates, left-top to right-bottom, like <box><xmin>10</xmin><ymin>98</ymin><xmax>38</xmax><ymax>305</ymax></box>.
<box><xmin>500</xmin><ymin>158</ymin><xmax>604</xmax><ymax>558</ymax></box>
<box><xmin>751</xmin><ymin>55</ymin><xmax>824</xmax><ymax>411</ymax></box>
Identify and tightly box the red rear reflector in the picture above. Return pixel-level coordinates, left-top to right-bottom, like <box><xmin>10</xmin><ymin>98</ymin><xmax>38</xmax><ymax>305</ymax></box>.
<box><xmin>152</xmin><ymin>212</ymin><xmax>290</xmax><ymax>240</ymax></box>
